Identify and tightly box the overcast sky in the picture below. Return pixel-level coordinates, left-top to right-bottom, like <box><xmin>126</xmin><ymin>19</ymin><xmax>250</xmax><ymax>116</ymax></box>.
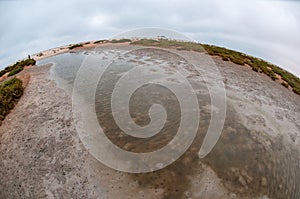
<box><xmin>0</xmin><ymin>0</ymin><xmax>299</xmax><ymax>77</ymax></box>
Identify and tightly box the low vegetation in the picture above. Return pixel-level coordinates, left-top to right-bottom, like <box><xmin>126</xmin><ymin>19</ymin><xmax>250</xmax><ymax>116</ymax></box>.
<box><xmin>94</xmin><ymin>39</ymin><xmax>108</xmax><ymax>44</ymax></box>
<box><xmin>110</xmin><ymin>39</ymin><xmax>132</xmax><ymax>43</ymax></box>
<box><xmin>94</xmin><ymin>39</ymin><xmax>131</xmax><ymax>44</ymax></box>
<box><xmin>131</xmin><ymin>39</ymin><xmax>300</xmax><ymax>96</ymax></box>
<box><xmin>281</xmin><ymin>82</ymin><xmax>289</xmax><ymax>88</ymax></box>
<box><xmin>202</xmin><ymin>44</ymin><xmax>300</xmax><ymax>94</ymax></box>
<box><xmin>0</xmin><ymin>58</ymin><xmax>36</xmax><ymax>78</ymax></box>
<box><xmin>68</xmin><ymin>43</ymin><xmax>83</xmax><ymax>50</ymax></box>
<box><xmin>0</xmin><ymin>77</ymin><xmax>23</xmax><ymax>125</ymax></box>
<box><xmin>131</xmin><ymin>39</ymin><xmax>204</xmax><ymax>52</ymax></box>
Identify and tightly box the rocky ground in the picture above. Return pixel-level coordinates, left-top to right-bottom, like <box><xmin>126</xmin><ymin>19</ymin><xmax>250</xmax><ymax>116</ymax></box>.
<box><xmin>0</xmin><ymin>43</ymin><xmax>299</xmax><ymax>199</ymax></box>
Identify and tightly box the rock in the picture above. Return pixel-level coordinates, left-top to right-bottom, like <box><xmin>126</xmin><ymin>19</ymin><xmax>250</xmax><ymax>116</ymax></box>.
<box><xmin>229</xmin><ymin>193</ymin><xmax>237</xmax><ymax>198</ymax></box>
<box><xmin>123</xmin><ymin>143</ymin><xmax>133</xmax><ymax>150</ymax></box>
<box><xmin>238</xmin><ymin>175</ymin><xmax>247</xmax><ymax>187</ymax></box>
<box><xmin>261</xmin><ymin>177</ymin><xmax>267</xmax><ymax>187</ymax></box>
<box><xmin>241</xmin><ymin>170</ymin><xmax>253</xmax><ymax>184</ymax></box>
<box><xmin>184</xmin><ymin>191</ymin><xmax>192</xmax><ymax>198</ymax></box>
<box><xmin>65</xmin><ymin>120</ymin><xmax>71</xmax><ymax>127</ymax></box>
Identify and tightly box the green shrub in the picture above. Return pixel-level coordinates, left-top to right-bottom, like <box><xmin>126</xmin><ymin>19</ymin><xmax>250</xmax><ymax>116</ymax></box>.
<box><xmin>131</xmin><ymin>39</ymin><xmax>204</xmax><ymax>52</ymax></box>
<box><xmin>0</xmin><ymin>58</ymin><xmax>36</xmax><ymax>78</ymax></box>
<box><xmin>252</xmin><ymin>66</ymin><xmax>259</xmax><ymax>72</ymax></box>
<box><xmin>111</xmin><ymin>39</ymin><xmax>132</xmax><ymax>43</ymax></box>
<box><xmin>281</xmin><ymin>82</ymin><xmax>289</xmax><ymax>88</ymax></box>
<box><xmin>176</xmin><ymin>47</ymin><xmax>189</xmax><ymax>51</ymax></box>
<box><xmin>0</xmin><ymin>77</ymin><xmax>23</xmax><ymax>124</ymax></box>
<box><xmin>94</xmin><ymin>39</ymin><xmax>108</xmax><ymax>44</ymax></box>
<box><xmin>230</xmin><ymin>57</ymin><xmax>245</xmax><ymax>65</ymax></box>
<box><xmin>22</xmin><ymin>58</ymin><xmax>36</xmax><ymax>66</ymax></box>
<box><xmin>8</xmin><ymin>66</ymin><xmax>24</xmax><ymax>77</ymax></box>
<box><xmin>293</xmin><ymin>87</ymin><xmax>300</xmax><ymax>95</ymax></box>
<box><xmin>0</xmin><ymin>70</ymin><xmax>6</xmax><ymax>77</ymax></box>
<box><xmin>68</xmin><ymin>44</ymin><xmax>83</xmax><ymax>50</ymax></box>
<box><xmin>131</xmin><ymin>39</ymin><xmax>158</xmax><ymax>46</ymax></box>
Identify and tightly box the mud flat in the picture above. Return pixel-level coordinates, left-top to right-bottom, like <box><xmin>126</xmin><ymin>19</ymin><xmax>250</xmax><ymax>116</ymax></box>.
<box><xmin>0</xmin><ymin>43</ymin><xmax>299</xmax><ymax>199</ymax></box>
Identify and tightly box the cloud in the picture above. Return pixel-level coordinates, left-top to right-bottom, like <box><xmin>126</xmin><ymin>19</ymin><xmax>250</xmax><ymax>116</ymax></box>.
<box><xmin>0</xmin><ymin>0</ymin><xmax>299</xmax><ymax>77</ymax></box>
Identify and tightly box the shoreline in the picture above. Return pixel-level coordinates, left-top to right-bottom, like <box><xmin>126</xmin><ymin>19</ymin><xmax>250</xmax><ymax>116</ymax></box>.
<box><xmin>0</xmin><ymin>42</ymin><xmax>299</xmax><ymax>198</ymax></box>
<box><xmin>3</xmin><ymin>38</ymin><xmax>297</xmax><ymax>97</ymax></box>
<box><xmin>0</xmin><ymin>53</ymin><xmax>235</xmax><ymax>198</ymax></box>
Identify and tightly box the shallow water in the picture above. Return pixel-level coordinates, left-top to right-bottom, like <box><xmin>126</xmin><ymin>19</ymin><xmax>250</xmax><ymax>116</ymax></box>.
<box><xmin>38</xmin><ymin>47</ymin><xmax>300</xmax><ymax>199</ymax></box>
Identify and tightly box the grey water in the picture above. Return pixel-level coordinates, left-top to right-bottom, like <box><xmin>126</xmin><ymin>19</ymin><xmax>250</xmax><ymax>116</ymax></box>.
<box><xmin>37</xmin><ymin>50</ymin><xmax>300</xmax><ymax>199</ymax></box>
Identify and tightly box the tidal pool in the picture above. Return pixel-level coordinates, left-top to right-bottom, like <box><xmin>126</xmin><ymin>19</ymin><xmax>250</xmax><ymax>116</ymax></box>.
<box><xmin>37</xmin><ymin>45</ymin><xmax>300</xmax><ymax>199</ymax></box>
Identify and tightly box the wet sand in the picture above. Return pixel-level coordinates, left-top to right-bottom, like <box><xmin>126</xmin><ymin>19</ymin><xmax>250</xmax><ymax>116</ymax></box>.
<box><xmin>0</xmin><ymin>43</ymin><xmax>299</xmax><ymax>199</ymax></box>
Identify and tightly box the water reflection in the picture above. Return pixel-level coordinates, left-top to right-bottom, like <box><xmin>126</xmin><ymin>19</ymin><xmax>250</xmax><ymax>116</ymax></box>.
<box><xmin>38</xmin><ymin>48</ymin><xmax>300</xmax><ymax>199</ymax></box>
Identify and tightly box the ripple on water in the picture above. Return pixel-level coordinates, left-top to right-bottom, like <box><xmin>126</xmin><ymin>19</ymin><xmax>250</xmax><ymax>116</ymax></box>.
<box><xmin>38</xmin><ymin>47</ymin><xmax>300</xmax><ymax>199</ymax></box>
